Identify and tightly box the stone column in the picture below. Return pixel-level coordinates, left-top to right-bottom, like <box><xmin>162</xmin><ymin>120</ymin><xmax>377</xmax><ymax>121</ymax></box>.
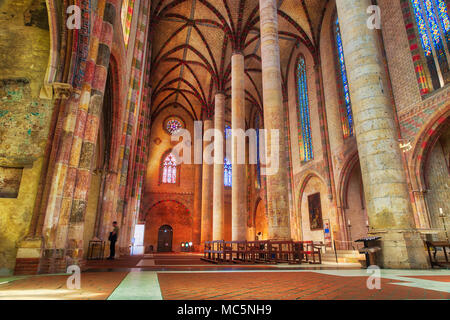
<box><xmin>231</xmin><ymin>52</ymin><xmax>247</xmax><ymax>241</ymax></box>
<box><xmin>200</xmin><ymin>120</ymin><xmax>214</xmax><ymax>244</ymax></box>
<box><xmin>192</xmin><ymin>163</ymin><xmax>202</xmax><ymax>246</ymax></box>
<box><xmin>259</xmin><ymin>0</ymin><xmax>291</xmax><ymax>240</ymax></box>
<box><xmin>213</xmin><ymin>93</ymin><xmax>225</xmax><ymax>240</ymax></box>
<box><xmin>336</xmin><ymin>0</ymin><xmax>428</xmax><ymax>268</ymax></box>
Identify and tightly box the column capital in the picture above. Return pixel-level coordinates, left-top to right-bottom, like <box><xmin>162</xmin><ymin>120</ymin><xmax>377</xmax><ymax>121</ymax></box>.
<box><xmin>215</xmin><ymin>91</ymin><xmax>226</xmax><ymax>97</ymax></box>
<box><xmin>232</xmin><ymin>50</ymin><xmax>244</xmax><ymax>56</ymax></box>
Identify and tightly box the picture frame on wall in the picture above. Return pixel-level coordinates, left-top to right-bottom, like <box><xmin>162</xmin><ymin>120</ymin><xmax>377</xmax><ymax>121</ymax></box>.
<box><xmin>308</xmin><ymin>193</ymin><xmax>323</xmax><ymax>231</ymax></box>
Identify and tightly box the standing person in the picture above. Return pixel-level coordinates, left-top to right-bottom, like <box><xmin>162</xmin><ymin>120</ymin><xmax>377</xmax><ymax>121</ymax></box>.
<box><xmin>108</xmin><ymin>221</ymin><xmax>119</xmax><ymax>260</ymax></box>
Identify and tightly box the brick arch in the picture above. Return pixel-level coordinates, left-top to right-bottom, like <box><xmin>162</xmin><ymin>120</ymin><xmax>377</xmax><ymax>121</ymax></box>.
<box><xmin>295</xmin><ymin>171</ymin><xmax>328</xmax><ymax>241</ymax></box>
<box><xmin>146</xmin><ymin>199</ymin><xmax>190</xmax><ymax>215</ymax></box>
<box><xmin>249</xmin><ymin>196</ymin><xmax>264</xmax><ymax>228</ymax></box>
<box><xmin>143</xmin><ymin>199</ymin><xmax>193</xmax><ymax>252</ymax></box>
<box><xmin>296</xmin><ymin>170</ymin><xmax>327</xmax><ymax>205</ymax></box>
<box><xmin>409</xmin><ymin>107</ymin><xmax>450</xmax><ymax>192</ymax></box>
<box><xmin>44</xmin><ymin>0</ymin><xmax>62</xmax><ymax>84</ymax></box>
<box><xmin>104</xmin><ymin>53</ymin><xmax>123</xmax><ymax>172</ymax></box>
<box><xmin>407</xmin><ymin>106</ymin><xmax>450</xmax><ymax>229</ymax></box>
<box><xmin>141</xmin><ymin>195</ymin><xmax>193</xmax><ymax>222</ymax></box>
<box><xmin>337</xmin><ymin>151</ymin><xmax>360</xmax><ymax>210</ymax></box>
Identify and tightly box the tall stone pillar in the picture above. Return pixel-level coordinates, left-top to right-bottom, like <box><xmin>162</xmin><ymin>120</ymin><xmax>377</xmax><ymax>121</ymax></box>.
<box><xmin>200</xmin><ymin>120</ymin><xmax>214</xmax><ymax>244</ymax></box>
<box><xmin>336</xmin><ymin>0</ymin><xmax>428</xmax><ymax>268</ymax></box>
<box><xmin>192</xmin><ymin>163</ymin><xmax>202</xmax><ymax>247</ymax></box>
<box><xmin>259</xmin><ymin>0</ymin><xmax>291</xmax><ymax>240</ymax></box>
<box><xmin>213</xmin><ymin>93</ymin><xmax>225</xmax><ymax>240</ymax></box>
<box><xmin>231</xmin><ymin>52</ymin><xmax>247</xmax><ymax>241</ymax></box>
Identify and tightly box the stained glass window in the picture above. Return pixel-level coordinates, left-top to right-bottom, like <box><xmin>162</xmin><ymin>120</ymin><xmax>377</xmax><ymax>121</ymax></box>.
<box><xmin>224</xmin><ymin>125</ymin><xmax>232</xmax><ymax>187</ymax></box>
<box><xmin>165</xmin><ymin>118</ymin><xmax>184</xmax><ymax>135</ymax></box>
<box><xmin>296</xmin><ymin>56</ymin><xmax>314</xmax><ymax>162</ymax></box>
<box><xmin>335</xmin><ymin>17</ymin><xmax>354</xmax><ymax>139</ymax></box>
<box><xmin>162</xmin><ymin>153</ymin><xmax>177</xmax><ymax>184</ymax></box>
<box><xmin>224</xmin><ymin>157</ymin><xmax>232</xmax><ymax>187</ymax></box>
<box><xmin>225</xmin><ymin>125</ymin><xmax>232</xmax><ymax>139</ymax></box>
<box><xmin>410</xmin><ymin>0</ymin><xmax>450</xmax><ymax>89</ymax></box>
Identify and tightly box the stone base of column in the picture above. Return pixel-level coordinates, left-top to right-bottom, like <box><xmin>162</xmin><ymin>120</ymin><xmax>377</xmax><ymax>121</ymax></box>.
<box><xmin>370</xmin><ymin>230</ymin><xmax>429</xmax><ymax>269</ymax></box>
<box><xmin>38</xmin><ymin>249</ymin><xmax>86</xmax><ymax>274</ymax></box>
<box><xmin>14</xmin><ymin>258</ymin><xmax>40</xmax><ymax>275</ymax></box>
<box><xmin>14</xmin><ymin>238</ymin><xmax>42</xmax><ymax>275</ymax></box>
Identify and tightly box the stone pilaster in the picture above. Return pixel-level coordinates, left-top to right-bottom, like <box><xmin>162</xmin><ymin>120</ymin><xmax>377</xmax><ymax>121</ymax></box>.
<box><xmin>200</xmin><ymin>120</ymin><xmax>214</xmax><ymax>244</ymax></box>
<box><xmin>213</xmin><ymin>93</ymin><xmax>225</xmax><ymax>240</ymax></box>
<box><xmin>231</xmin><ymin>53</ymin><xmax>247</xmax><ymax>241</ymax></box>
<box><xmin>336</xmin><ymin>0</ymin><xmax>428</xmax><ymax>268</ymax></box>
<box><xmin>259</xmin><ymin>0</ymin><xmax>291</xmax><ymax>240</ymax></box>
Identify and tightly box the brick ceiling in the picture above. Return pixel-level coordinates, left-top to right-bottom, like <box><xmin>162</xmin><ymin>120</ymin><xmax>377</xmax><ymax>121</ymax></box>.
<box><xmin>150</xmin><ymin>0</ymin><xmax>328</xmax><ymax>123</ymax></box>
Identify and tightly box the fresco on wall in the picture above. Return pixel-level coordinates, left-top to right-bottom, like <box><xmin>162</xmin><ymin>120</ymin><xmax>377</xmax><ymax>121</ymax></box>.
<box><xmin>0</xmin><ymin>167</ymin><xmax>23</xmax><ymax>198</ymax></box>
<box><xmin>0</xmin><ymin>79</ymin><xmax>51</xmax><ymax>166</ymax></box>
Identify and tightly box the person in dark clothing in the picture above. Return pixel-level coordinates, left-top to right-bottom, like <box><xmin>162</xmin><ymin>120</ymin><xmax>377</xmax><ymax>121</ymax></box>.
<box><xmin>108</xmin><ymin>221</ymin><xmax>119</xmax><ymax>260</ymax></box>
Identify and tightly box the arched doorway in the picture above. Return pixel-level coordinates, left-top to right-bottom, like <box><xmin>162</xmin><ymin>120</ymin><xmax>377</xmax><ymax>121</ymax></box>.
<box><xmin>157</xmin><ymin>225</ymin><xmax>173</xmax><ymax>252</ymax></box>
<box><xmin>424</xmin><ymin>126</ymin><xmax>449</xmax><ymax>240</ymax></box>
<box><xmin>254</xmin><ymin>199</ymin><xmax>268</xmax><ymax>240</ymax></box>
<box><xmin>144</xmin><ymin>200</ymin><xmax>192</xmax><ymax>252</ymax></box>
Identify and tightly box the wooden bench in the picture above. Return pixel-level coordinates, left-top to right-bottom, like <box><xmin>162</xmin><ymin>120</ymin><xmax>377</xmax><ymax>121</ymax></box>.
<box><xmin>267</xmin><ymin>241</ymin><xmax>293</xmax><ymax>263</ymax></box>
<box><xmin>201</xmin><ymin>240</ymin><xmax>323</xmax><ymax>265</ymax></box>
<box><xmin>202</xmin><ymin>240</ymin><xmax>227</xmax><ymax>263</ymax></box>
<box><xmin>296</xmin><ymin>241</ymin><xmax>322</xmax><ymax>264</ymax></box>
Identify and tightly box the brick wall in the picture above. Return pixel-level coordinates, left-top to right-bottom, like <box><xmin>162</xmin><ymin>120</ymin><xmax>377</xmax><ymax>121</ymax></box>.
<box><xmin>424</xmin><ymin>130</ymin><xmax>450</xmax><ymax>239</ymax></box>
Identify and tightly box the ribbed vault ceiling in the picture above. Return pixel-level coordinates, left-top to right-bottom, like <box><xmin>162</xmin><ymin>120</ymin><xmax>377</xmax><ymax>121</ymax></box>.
<box><xmin>150</xmin><ymin>0</ymin><xmax>328</xmax><ymax>123</ymax></box>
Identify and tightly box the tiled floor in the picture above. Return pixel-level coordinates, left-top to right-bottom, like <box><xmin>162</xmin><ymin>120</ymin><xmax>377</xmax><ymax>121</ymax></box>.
<box><xmin>0</xmin><ymin>272</ymin><xmax>127</xmax><ymax>300</ymax></box>
<box><xmin>1</xmin><ymin>253</ymin><xmax>449</xmax><ymax>300</ymax></box>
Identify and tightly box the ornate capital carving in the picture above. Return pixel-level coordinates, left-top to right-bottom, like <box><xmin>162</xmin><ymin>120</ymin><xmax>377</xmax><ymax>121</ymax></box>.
<box><xmin>52</xmin><ymin>82</ymin><xmax>74</xmax><ymax>100</ymax></box>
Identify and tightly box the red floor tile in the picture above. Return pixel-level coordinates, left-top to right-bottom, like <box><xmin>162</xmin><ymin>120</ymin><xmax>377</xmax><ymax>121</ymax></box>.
<box><xmin>157</xmin><ymin>272</ymin><xmax>450</xmax><ymax>300</ymax></box>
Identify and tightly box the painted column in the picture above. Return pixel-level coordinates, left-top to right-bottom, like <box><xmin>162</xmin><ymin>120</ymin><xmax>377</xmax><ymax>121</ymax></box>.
<box><xmin>231</xmin><ymin>53</ymin><xmax>247</xmax><ymax>241</ymax></box>
<box><xmin>65</xmin><ymin>1</ymin><xmax>117</xmax><ymax>268</ymax></box>
<box><xmin>213</xmin><ymin>93</ymin><xmax>225</xmax><ymax>240</ymax></box>
<box><xmin>259</xmin><ymin>0</ymin><xmax>291</xmax><ymax>240</ymax></box>
<box><xmin>336</xmin><ymin>0</ymin><xmax>428</xmax><ymax>268</ymax></box>
<box><xmin>200</xmin><ymin>120</ymin><xmax>214</xmax><ymax>244</ymax></box>
<box><xmin>117</xmin><ymin>1</ymin><xmax>151</xmax><ymax>256</ymax></box>
<box><xmin>40</xmin><ymin>1</ymin><xmax>112</xmax><ymax>273</ymax></box>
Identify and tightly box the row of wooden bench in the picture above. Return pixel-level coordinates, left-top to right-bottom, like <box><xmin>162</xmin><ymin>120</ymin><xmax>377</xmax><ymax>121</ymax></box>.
<box><xmin>201</xmin><ymin>240</ymin><xmax>322</xmax><ymax>265</ymax></box>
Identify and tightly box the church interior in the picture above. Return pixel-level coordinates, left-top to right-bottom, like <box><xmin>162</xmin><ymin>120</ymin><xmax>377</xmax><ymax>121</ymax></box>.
<box><xmin>0</xmin><ymin>0</ymin><xmax>449</xmax><ymax>301</ymax></box>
